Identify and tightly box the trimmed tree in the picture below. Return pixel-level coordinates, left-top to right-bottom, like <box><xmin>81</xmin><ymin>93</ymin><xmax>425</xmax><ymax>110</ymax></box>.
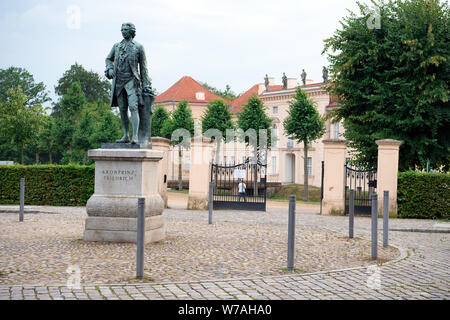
<box><xmin>151</xmin><ymin>104</ymin><xmax>170</xmax><ymax>138</ymax></box>
<box><xmin>161</xmin><ymin>100</ymin><xmax>194</xmax><ymax>190</ymax></box>
<box><xmin>237</xmin><ymin>94</ymin><xmax>272</xmax><ymax>195</ymax></box>
<box><xmin>323</xmin><ymin>0</ymin><xmax>450</xmax><ymax>171</ymax></box>
<box><xmin>201</xmin><ymin>99</ymin><xmax>235</xmax><ymax>164</ymax></box>
<box><xmin>283</xmin><ymin>88</ymin><xmax>325</xmax><ymax>201</ymax></box>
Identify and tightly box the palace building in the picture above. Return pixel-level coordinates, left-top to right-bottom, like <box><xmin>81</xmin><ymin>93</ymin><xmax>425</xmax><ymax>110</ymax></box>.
<box><xmin>155</xmin><ymin>73</ymin><xmax>342</xmax><ymax>187</ymax></box>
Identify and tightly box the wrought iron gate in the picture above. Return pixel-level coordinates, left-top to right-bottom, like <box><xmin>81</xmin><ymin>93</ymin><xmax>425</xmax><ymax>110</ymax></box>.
<box><xmin>345</xmin><ymin>164</ymin><xmax>377</xmax><ymax>215</ymax></box>
<box><xmin>211</xmin><ymin>157</ymin><xmax>267</xmax><ymax>211</ymax></box>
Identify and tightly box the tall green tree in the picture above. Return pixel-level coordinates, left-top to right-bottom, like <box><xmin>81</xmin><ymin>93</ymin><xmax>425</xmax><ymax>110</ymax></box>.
<box><xmin>54</xmin><ymin>63</ymin><xmax>111</xmax><ymax>104</ymax></box>
<box><xmin>162</xmin><ymin>100</ymin><xmax>195</xmax><ymax>190</ymax></box>
<box><xmin>283</xmin><ymin>88</ymin><xmax>325</xmax><ymax>201</ymax></box>
<box><xmin>151</xmin><ymin>104</ymin><xmax>170</xmax><ymax>138</ymax></box>
<box><xmin>37</xmin><ymin>115</ymin><xmax>58</xmax><ymax>164</ymax></box>
<box><xmin>0</xmin><ymin>67</ymin><xmax>50</xmax><ymax>106</ymax></box>
<box><xmin>201</xmin><ymin>99</ymin><xmax>235</xmax><ymax>163</ymax></box>
<box><xmin>72</xmin><ymin>109</ymin><xmax>96</xmax><ymax>165</ymax></box>
<box><xmin>323</xmin><ymin>0</ymin><xmax>449</xmax><ymax>171</ymax></box>
<box><xmin>237</xmin><ymin>94</ymin><xmax>272</xmax><ymax>196</ymax></box>
<box><xmin>0</xmin><ymin>88</ymin><xmax>46</xmax><ymax>164</ymax></box>
<box><xmin>54</xmin><ymin>82</ymin><xmax>86</xmax><ymax>163</ymax></box>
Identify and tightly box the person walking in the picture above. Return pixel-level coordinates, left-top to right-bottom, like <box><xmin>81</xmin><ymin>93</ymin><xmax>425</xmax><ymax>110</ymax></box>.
<box><xmin>238</xmin><ymin>179</ymin><xmax>247</xmax><ymax>202</ymax></box>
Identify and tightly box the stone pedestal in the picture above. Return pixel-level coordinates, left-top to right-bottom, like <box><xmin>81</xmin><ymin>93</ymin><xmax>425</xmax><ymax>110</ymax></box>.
<box><xmin>84</xmin><ymin>148</ymin><xmax>165</xmax><ymax>243</ymax></box>
<box><xmin>376</xmin><ymin>139</ymin><xmax>402</xmax><ymax>216</ymax></box>
<box><xmin>322</xmin><ymin>139</ymin><xmax>348</xmax><ymax>215</ymax></box>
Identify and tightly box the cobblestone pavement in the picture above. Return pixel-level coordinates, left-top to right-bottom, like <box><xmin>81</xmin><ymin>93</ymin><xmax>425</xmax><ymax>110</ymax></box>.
<box><xmin>0</xmin><ymin>205</ymin><xmax>448</xmax><ymax>300</ymax></box>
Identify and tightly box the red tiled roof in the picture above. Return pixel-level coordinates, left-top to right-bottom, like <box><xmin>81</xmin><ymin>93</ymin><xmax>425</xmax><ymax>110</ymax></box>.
<box><xmin>229</xmin><ymin>84</ymin><xmax>259</xmax><ymax>113</ymax></box>
<box><xmin>155</xmin><ymin>76</ymin><xmax>228</xmax><ymax>103</ymax></box>
<box><xmin>230</xmin><ymin>85</ymin><xmax>286</xmax><ymax>113</ymax></box>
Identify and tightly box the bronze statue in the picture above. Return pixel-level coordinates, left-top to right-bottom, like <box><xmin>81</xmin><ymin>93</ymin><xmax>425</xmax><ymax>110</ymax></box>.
<box><xmin>301</xmin><ymin>69</ymin><xmax>307</xmax><ymax>86</ymax></box>
<box><xmin>264</xmin><ymin>74</ymin><xmax>269</xmax><ymax>91</ymax></box>
<box><xmin>282</xmin><ymin>72</ymin><xmax>287</xmax><ymax>89</ymax></box>
<box><xmin>322</xmin><ymin>66</ymin><xmax>328</xmax><ymax>82</ymax></box>
<box><xmin>105</xmin><ymin>22</ymin><xmax>155</xmax><ymax>145</ymax></box>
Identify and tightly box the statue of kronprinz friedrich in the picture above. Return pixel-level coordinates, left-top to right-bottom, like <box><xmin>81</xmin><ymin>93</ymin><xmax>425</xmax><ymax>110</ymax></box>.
<box><xmin>105</xmin><ymin>22</ymin><xmax>155</xmax><ymax>145</ymax></box>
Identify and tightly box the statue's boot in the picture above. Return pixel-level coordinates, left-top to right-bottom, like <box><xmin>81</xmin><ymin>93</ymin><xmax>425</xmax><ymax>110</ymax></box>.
<box><xmin>116</xmin><ymin>110</ymin><xmax>130</xmax><ymax>143</ymax></box>
<box><xmin>130</xmin><ymin>110</ymin><xmax>140</xmax><ymax>144</ymax></box>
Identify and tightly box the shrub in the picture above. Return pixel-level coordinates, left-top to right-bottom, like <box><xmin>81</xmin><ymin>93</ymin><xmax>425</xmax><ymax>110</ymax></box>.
<box><xmin>397</xmin><ymin>171</ymin><xmax>449</xmax><ymax>219</ymax></box>
<box><xmin>0</xmin><ymin>164</ymin><xmax>94</xmax><ymax>206</ymax></box>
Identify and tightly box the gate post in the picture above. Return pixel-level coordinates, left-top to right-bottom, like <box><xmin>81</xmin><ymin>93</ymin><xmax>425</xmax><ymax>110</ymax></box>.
<box><xmin>188</xmin><ymin>138</ymin><xmax>213</xmax><ymax>210</ymax></box>
<box><xmin>322</xmin><ymin>139</ymin><xmax>348</xmax><ymax>215</ymax></box>
<box><xmin>152</xmin><ymin>137</ymin><xmax>170</xmax><ymax>208</ymax></box>
<box><xmin>375</xmin><ymin>139</ymin><xmax>402</xmax><ymax>216</ymax></box>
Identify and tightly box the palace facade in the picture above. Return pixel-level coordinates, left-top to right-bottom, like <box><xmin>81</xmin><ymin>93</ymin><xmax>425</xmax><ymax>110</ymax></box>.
<box><xmin>155</xmin><ymin>74</ymin><xmax>342</xmax><ymax>187</ymax></box>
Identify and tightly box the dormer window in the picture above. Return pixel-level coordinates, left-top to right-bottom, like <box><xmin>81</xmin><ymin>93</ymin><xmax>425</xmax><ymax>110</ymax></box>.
<box><xmin>195</xmin><ymin>91</ymin><xmax>205</xmax><ymax>100</ymax></box>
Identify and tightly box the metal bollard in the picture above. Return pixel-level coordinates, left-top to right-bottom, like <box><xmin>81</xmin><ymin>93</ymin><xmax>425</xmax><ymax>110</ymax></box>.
<box><xmin>383</xmin><ymin>191</ymin><xmax>389</xmax><ymax>248</ymax></box>
<box><xmin>371</xmin><ymin>194</ymin><xmax>378</xmax><ymax>260</ymax></box>
<box><xmin>208</xmin><ymin>182</ymin><xmax>213</xmax><ymax>224</ymax></box>
<box><xmin>287</xmin><ymin>195</ymin><xmax>296</xmax><ymax>271</ymax></box>
<box><xmin>349</xmin><ymin>189</ymin><xmax>354</xmax><ymax>238</ymax></box>
<box><xmin>19</xmin><ymin>178</ymin><xmax>25</xmax><ymax>222</ymax></box>
<box><xmin>136</xmin><ymin>197</ymin><xmax>145</xmax><ymax>279</ymax></box>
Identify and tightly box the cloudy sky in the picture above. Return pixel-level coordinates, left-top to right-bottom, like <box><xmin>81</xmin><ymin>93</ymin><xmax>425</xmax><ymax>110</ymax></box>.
<box><xmin>0</xmin><ymin>0</ymin><xmax>368</xmax><ymax>103</ymax></box>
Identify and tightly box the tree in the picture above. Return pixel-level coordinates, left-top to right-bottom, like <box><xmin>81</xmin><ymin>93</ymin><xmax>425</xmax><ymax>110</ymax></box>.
<box><xmin>72</xmin><ymin>109</ymin><xmax>96</xmax><ymax>165</ymax></box>
<box><xmin>90</xmin><ymin>107</ymin><xmax>122</xmax><ymax>147</ymax></box>
<box><xmin>55</xmin><ymin>63</ymin><xmax>111</xmax><ymax>104</ymax></box>
<box><xmin>237</xmin><ymin>94</ymin><xmax>272</xmax><ymax>196</ymax></box>
<box><xmin>151</xmin><ymin>104</ymin><xmax>170</xmax><ymax>137</ymax></box>
<box><xmin>201</xmin><ymin>99</ymin><xmax>235</xmax><ymax>164</ymax></box>
<box><xmin>37</xmin><ymin>115</ymin><xmax>58</xmax><ymax>164</ymax></box>
<box><xmin>162</xmin><ymin>100</ymin><xmax>195</xmax><ymax>190</ymax></box>
<box><xmin>283</xmin><ymin>88</ymin><xmax>325</xmax><ymax>201</ymax></box>
<box><xmin>199</xmin><ymin>82</ymin><xmax>239</xmax><ymax>101</ymax></box>
<box><xmin>323</xmin><ymin>0</ymin><xmax>449</xmax><ymax>171</ymax></box>
<box><xmin>0</xmin><ymin>88</ymin><xmax>46</xmax><ymax>164</ymax></box>
<box><xmin>54</xmin><ymin>82</ymin><xmax>86</xmax><ymax>163</ymax></box>
<box><xmin>0</xmin><ymin>66</ymin><xmax>50</xmax><ymax>106</ymax></box>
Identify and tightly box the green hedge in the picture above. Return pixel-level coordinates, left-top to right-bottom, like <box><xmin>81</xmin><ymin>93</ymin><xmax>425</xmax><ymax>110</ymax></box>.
<box><xmin>398</xmin><ymin>171</ymin><xmax>450</xmax><ymax>219</ymax></box>
<box><xmin>0</xmin><ymin>165</ymin><xmax>94</xmax><ymax>206</ymax></box>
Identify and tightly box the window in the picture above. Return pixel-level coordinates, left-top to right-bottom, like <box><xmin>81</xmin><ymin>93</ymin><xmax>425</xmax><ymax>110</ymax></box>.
<box><xmin>272</xmin><ymin>125</ymin><xmax>278</xmax><ymax>148</ymax></box>
<box><xmin>334</xmin><ymin>122</ymin><xmax>340</xmax><ymax>139</ymax></box>
<box><xmin>272</xmin><ymin>156</ymin><xmax>277</xmax><ymax>174</ymax></box>
<box><xmin>287</xmin><ymin>135</ymin><xmax>294</xmax><ymax>148</ymax></box>
<box><xmin>223</xmin><ymin>156</ymin><xmax>227</xmax><ymax>165</ymax></box>
<box><xmin>273</xmin><ymin>106</ymin><xmax>278</xmax><ymax>114</ymax></box>
<box><xmin>231</xmin><ymin>156</ymin><xmax>235</xmax><ymax>165</ymax></box>
<box><xmin>185</xmin><ymin>155</ymin><xmax>190</xmax><ymax>171</ymax></box>
<box><xmin>307</xmin><ymin>157</ymin><xmax>312</xmax><ymax>176</ymax></box>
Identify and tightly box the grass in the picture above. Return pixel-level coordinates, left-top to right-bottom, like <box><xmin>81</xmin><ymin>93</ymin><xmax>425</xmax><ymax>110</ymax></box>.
<box><xmin>281</xmin><ymin>267</ymin><xmax>304</xmax><ymax>273</ymax></box>
<box><xmin>167</xmin><ymin>188</ymin><xmax>189</xmax><ymax>194</ymax></box>
<box><xmin>269</xmin><ymin>184</ymin><xmax>321</xmax><ymax>203</ymax></box>
<box><xmin>121</xmin><ymin>275</ymin><xmax>155</xmax><ymax>283</ymax></box>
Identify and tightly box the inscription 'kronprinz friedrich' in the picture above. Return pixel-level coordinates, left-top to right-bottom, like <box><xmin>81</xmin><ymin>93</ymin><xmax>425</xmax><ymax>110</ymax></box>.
<box><xmin>102</xmin><ymin>169</ymin><xmax>136</xmax><ymax>182</ymax></box>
